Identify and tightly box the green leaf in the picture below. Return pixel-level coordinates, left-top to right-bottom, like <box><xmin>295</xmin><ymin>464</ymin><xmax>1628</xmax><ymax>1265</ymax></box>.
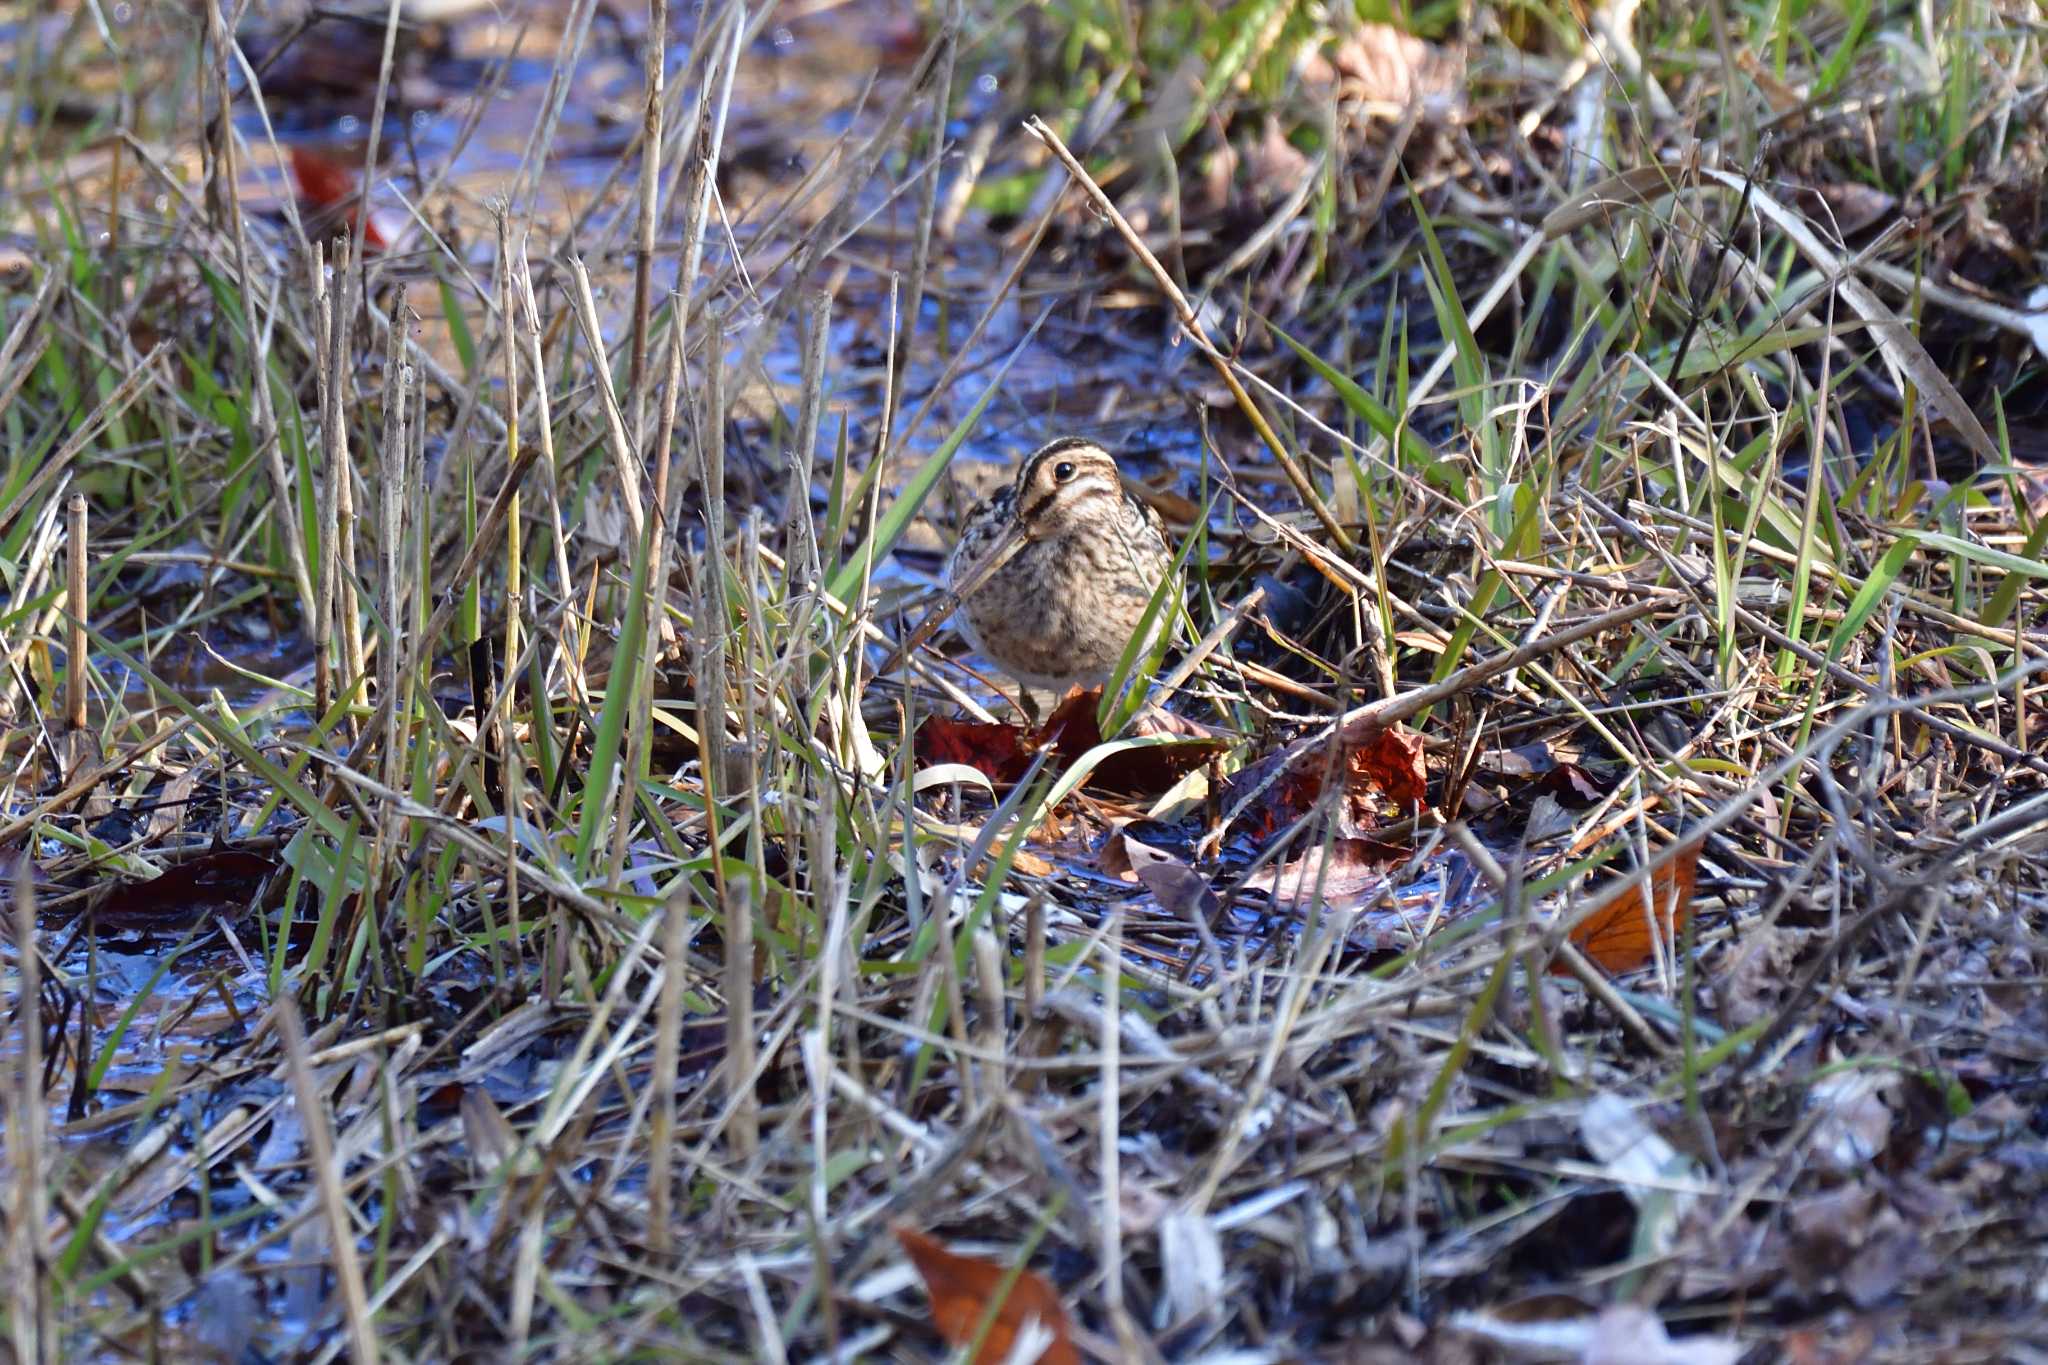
<box><xmin>1268</xmin><ymin>318</ymin><xmax>1453</xmax><ymax>488</ymax></box>
<box><xmin>1825</xmin><ymin>535</ymin><xmax>1917</xmax><ymax>661</ymax></box>
<box><xmin>439</xmin><ymin>277</ymin><xmax>478</xmax><ymax>378</ymax></box>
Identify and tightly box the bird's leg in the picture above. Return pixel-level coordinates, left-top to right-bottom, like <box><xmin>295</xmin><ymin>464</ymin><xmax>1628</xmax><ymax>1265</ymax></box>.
<box><xmin>1016</xmin><ymin>687</ymin><xmax>1041</xmax><ymax>731</ymax></box>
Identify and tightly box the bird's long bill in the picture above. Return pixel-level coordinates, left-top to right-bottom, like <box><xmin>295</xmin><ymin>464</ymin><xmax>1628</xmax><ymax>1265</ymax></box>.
<box><xmin>874</xmin><ymin>520</ymin><xmax>1031</xmax><ymax>679</ymax></box>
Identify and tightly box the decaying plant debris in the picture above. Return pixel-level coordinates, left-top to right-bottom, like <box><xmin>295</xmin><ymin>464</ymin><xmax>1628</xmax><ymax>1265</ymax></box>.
<box><xmin>2</xmin><ymin>0</ymin><xmax>2046</xmax><ymax>1360</ymax></box>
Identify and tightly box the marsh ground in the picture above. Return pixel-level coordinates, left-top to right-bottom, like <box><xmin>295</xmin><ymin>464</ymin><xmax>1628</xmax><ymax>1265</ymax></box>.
<box><xmin>1</xmin><ymin>0</ymin><xmax>2046</xmax><ymax>1360</ymax></box>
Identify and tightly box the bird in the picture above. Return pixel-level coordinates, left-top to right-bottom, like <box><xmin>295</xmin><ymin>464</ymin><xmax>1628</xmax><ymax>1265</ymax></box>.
<box><xmin>938</xmin><ymin>437</ymin><xmax>1175</xmax><ymax>721</ymax></box>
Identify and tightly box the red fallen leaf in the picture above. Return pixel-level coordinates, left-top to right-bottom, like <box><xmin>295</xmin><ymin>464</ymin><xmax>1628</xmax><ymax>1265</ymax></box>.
<box><xmin>1562</xmin><ymin>842</ymin><xmax>1703</xmax><ymax>975</ymax></box>
<box><xmin>876</xmin><ymin>13</ymin><xmax>933</xmax><ymax>64</ymax></box>
<box><xmin>94</xmin><ymin>848</ymin><xmax>280</xmax><ymax>933</ymax></box>
<box><xmin>287</xmin><ymin>146</ymin><xmax>389</xmax><ymax>251</ymax></box>
<box><xmin>894</xmin><ymin>1224</ymin><xmax>1080</xmax><ymax>1365</ymax></box>
<box><xmin>289</xmin><ymin>145</ymin><xmax>353</xmax><ymax>210</ymax></box>
<box><xmin>1035</xmin><ymin>689</ymin><xmax>1225</xmax><ymax>794</ymax></box>
<box><xmin>421</xmin><ymin>1081</ymin><xmax>466</xmax><ymax>1110</ymax></box>
<box><xmin>1226</xmin><ymin>720</ymin><xmax>1427</xmax><ymax>842</ymax></box>
<box><xmin>913</xmin><ymin>713</ymin><xmax>1034</xmax><ymax>785</ymax></box>
<box><xmin>1353</xmin><ymin>724</ymin><xmax>1425</xmax><ymax>809</ymax></box>
<box><xmin>915</xmin><ymin>689</ymin><xmax>1227</xmax><ymax>796</ymax></box>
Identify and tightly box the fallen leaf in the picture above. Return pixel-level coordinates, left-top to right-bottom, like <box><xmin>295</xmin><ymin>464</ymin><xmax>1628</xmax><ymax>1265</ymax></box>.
<box><xmin>1158</xmin><ymin>1208</ymin><xmax>1225</xmax><ymax>1327</ymax></box>
<box><xmin>2023</xmin><ymin>288</ymin><xmax>2048</xmax><ymax>366</ymax></box>
<box><xmin>1578</xmin><ymin>1094</ymin><xmax>1695</xmax><ymax>1255</ymax></box>
<box><xmin>1581</xmin><ymin>1303</ymin><xmax>1741</xmax><ymax>1365</ymax></box>
<box><xmin>1451</xmin><ymin>1296</ymin><xmax>1740</xmax><ymax>1364</ymax></box>
<box><xmin>94</xmin><ymin>848</ymin><xmax>280</xmax><ymax>933</ymax></box>
<box><xmin>894</xmin><ymin>1224</ymin><xmax>1080</xmax><ymax>1365</ymax></box>
<box><xmin>1244</xmin><ymin>837</ymin><xmax>1403</xmax><ymax>915</ymax></box>
<box><xmin>1120</xmin><ymin>834</ymin><xmax>1219</xmax><ymax>922</ymax></box>
<box><xmin>1356</xmin><ymin>724</ymin><xmax>1427</xmax><ymax>809</ymax></box>
<box><xmin>1805</xmin><ymin>1070</ymin><xmax>1897</xmax><ymax>1173</ymax></box>
<box><xmin>1475</xmin><ymin>740</ymin><xmax>1560</xmax><ymax>777</ymax></box>
<box><xmin>1564</xmin><ymin>842</ymin><xmax>1702</xmax><ymax>974</ymax></box>
<box><xmin>914</xmin><ymin>713</ymin><xmax>1033</xmax><ymax>785</ymax></box>
<box><xmin>192</xmin><ymin>1271</ymin><xmax>265</xmax><ymax>1363</ymax></box>
<box><xmin>1798</xmin><ymin>181</ymin><xmax>1899</xmax><ymax>237</ymax></box>
<box><xmin>289</xmin><ymin>145</ymin><xmax>355</xmax><ymax>212</ymax></box>
<box><xmin>1037</xmin><ymin>689</ymin><xmax>1226</xmax><ymax>794</ymax></box>
<box><xmin>0</xmin><ymin>245</ymin><xmax>35</xmax><ymax>289</ymax></box>
<box><xmin>1532</xmin><ymin>761</ymin><xmax>1605</xmax><ymax>806</ymax></box>
<box><xmin>1782</xmin><ymin>1321</ymin><xmax>1879</xmax><ymax>1365</ymax></box>
<box><xmin>1709</xmin><ymin>924</ymin><xmax>1802</xmax><ymax>1028</ymax></box>
<box><xmin>1735</xmin><ymin>47</ymin><xmax>1806</xmax><ymax>117</ymax></box>
<box><xmin>1224</xmin><ymin>720</ymin><xmax>1427</xmax><ymax>842</ymax></box>
<box><xmin>1786</xmin><ymin>1183</ymin><xmax>1880</xmax><ymax>1288</ymax></box>
<box><xmin>916</xmin><ymin>691</ymin><xmax>1227</xmax><ymax>796</ymax></box>
<box><xmin>1300</xmin><ymin>23</ymin><xmax>1463</xmax><ymax>111</ymax></box>
<box><xmin>1243</xmin><ymin>114</ymin><xmax>1312</xmax><ymax>205</ymax></box>
<box><xmin>288</xmin><ymin>145</ymin><xmax>391</xmax><ymax>250</ymax></box>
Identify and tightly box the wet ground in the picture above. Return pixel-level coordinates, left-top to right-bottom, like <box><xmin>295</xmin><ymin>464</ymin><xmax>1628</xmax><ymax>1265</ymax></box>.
<box><xmin>1</xmin><ymin>0</ymin><xmax>1207</xmax><ymax>1222</ymax></box>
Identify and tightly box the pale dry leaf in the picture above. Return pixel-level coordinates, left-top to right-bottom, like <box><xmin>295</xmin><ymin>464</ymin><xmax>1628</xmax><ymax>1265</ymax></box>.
<box><xmin>0</xmin><ymin>245</ymin><xmax>34</xmax><ymax>289</ymax></box>
<box><xmin>192</xmin><ymin>1271</ymin><xmax>264</xmax><ymax>1363</ymax></box>
<box><xmin>2023</xmin><ymin>284</ymin><xmax>2048</xmax><ymax>360</ymax></box>
<box><xmin>1787</xmin><ymin>1184</ymin><xmax>1881</xmax><ymax>1295</ymax></box>
<box><xmin>1159</xmin><ymin>1208</ymin><xmax>1226</xmax><ymax>1327</ymax></box>
<box><xmin>1839</xmin><ymin>1220</ymin><xmax>1933</xmax><ymax>1309</ymax></box>
<box><xmin>1803</xmin><ymin>182</ymin><xmax>1899</xmax><ymax>237</ymax></box>
<box><xmin>1243</xmin><ymin>114</ymin><xmax>1313</xmax><ymax>204</ymax></box>
<box><xmin>1582</xmin><ymin>1304</ymin><xmax>1742</xmax><ymax>1365</ymax></box>
<box><xmin>1578</xmin><ymin>1094</ymin><xmax>1695</xmax><ymax>1255</ymax></box>
<box><xmin>1805</xmin><ymin>1070</ymin><xmax>1896</xmax><ymax>1173</ymax></box>
<box><xmin>1713</xmin><ymin>924</ymin><xmax>1801</xmax><ymax>1029</ymax></box>
<box><xmin>461</xmin><ymin>1087</ymin><xmax>517</xmax><ymax>1175</ymax></box>
<box><xmin>1301</xmin><ymin>22</ymin><xmax>1463</xmax><ymax>113</ymax></box>
<box><xmin>1118</xmin><ymin>1178</ymin><xmax>1173</xmax><ymax>1236</ymax></box>
<box><xmin>1243</xmin><ymin>839</ymin><xmax>1393</xmax><ymax>915</ymax></box>
<box><xmin>1121</xmin><ymin>833</ymin><xmax>1219</xmax><ymax>923</ymax></box>
<box><xmin>1734</xmin><ymin>47</ymin><xmax>1806</xmax><ymax>116</ymax></box>
<box><xmin>1449</xmin><ymin>1295</ymin><xmax>1597</xmax><ymax>1355</ymax></box>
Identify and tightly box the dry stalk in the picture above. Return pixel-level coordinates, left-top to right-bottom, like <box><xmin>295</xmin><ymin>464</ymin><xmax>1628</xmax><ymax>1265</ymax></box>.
<box><xmin>7</xmin><ymin>864</ymin><xmax>52</xmax><ymax>1365</ymax></box>
<box><xmin>275</xmin><ymin>992</ymin><xmax>379</xmax><ymax>1365</ymax></box>
<box><xmin>62</xmin><ymin>493</ymin><xmax>86</xmax><ymax>734</ymax></box>
<box><xmin>650</xmin><ymin>885</ymin><xmax>692</xmax><ymax>1253</ymax></box>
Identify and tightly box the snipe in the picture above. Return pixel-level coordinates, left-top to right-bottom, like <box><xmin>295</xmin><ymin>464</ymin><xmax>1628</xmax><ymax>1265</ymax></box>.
<box><xmin>941</xmin><ymin>437</ymin><xmax>1174</xmax><ymax>718</ymax></box>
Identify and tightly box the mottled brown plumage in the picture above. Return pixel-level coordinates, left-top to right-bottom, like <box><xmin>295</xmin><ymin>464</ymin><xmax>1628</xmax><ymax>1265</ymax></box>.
<box><xmin>943</xmin><ymin>438</ymin><xmax>1173</xmax><ymax>708</ymax></box>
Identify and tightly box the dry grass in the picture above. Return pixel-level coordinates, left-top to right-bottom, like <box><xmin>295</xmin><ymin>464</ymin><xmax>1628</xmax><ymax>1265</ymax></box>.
<box><xmin>2</xmin><ymin>0</ymin><xmax>2046</xmax><ymax>1360</ymax></box>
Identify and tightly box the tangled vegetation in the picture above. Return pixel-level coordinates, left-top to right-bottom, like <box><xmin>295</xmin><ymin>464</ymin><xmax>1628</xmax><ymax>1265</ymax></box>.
<box><xmin>1</xmin><ymin>0</ymin><xmax>2045</xmax><ymax>1359</ymax></box>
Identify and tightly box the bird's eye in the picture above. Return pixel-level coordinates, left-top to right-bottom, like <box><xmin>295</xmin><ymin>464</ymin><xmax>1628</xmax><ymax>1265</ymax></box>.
<box><xmin>1053</xmin><ymin>461</ymin><xmax>1077</xmax><ymax>482</ymax></box>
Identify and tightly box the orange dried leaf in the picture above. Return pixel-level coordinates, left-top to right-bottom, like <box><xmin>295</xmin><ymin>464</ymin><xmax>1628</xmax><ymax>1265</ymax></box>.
<box><xmin>1226</xmin><ymin>719</ymin><xmax>1428</xmax><ymax>841</ymax></box>
<box><xmin>289</xmin><ymin>145</ymin><xmax>356</xmax><ymax>211</ymax></box>
<box><xmin>1350</xmin><ymin>723</ymin><xmax>1426</xmax><ymax>812</ymax></box>
<box><xmin>894</xmin><ymin>1225</ymin><xmax>1080</xmax><ymax>1365</ymax></box>
<box><xmin>1567</xmin><ymin>842</ymin><xmax>1703</xmax><ymax>974</ymax></box>
<box><xmin>287</xmin><ymin>146</ymin><xmax>391</xmax><ymax>250</ymax></box>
